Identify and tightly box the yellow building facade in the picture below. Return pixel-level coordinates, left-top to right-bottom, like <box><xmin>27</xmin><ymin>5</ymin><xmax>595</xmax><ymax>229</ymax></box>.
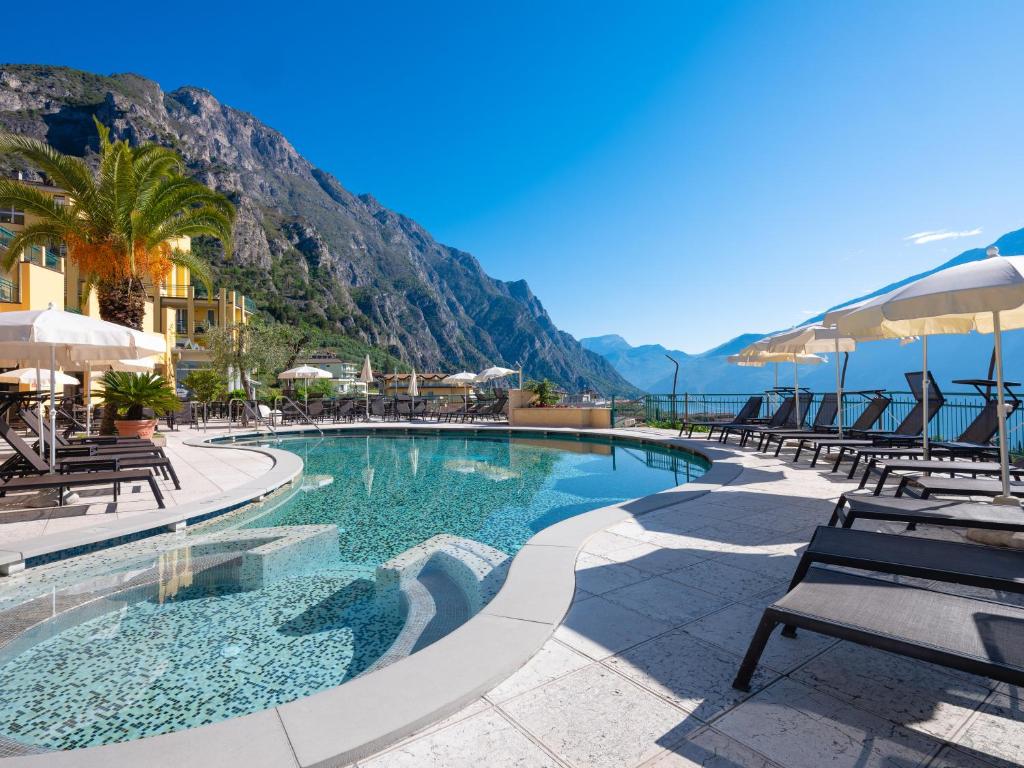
<box><xmin>0</xmin><ymin>178</ymin><xmax>255</xmax><ymax>389</ymax></box>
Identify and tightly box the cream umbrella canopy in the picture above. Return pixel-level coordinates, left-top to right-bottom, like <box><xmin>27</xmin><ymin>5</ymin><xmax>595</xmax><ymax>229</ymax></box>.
<box><xmin>737</xmin><ymin>335</ymin><xmax>828</xmax><ymax>428</ymax></box>
<box><xmin>838</xmin><ymin>247</ymin><xmax>1024</xmax><ymax>504</ymax></box>
<box><xmin>0</xmin><ymin>368</ymin><xmax>79</xmax><ymax>388</ymax></box>
<box><xmin>278</xmin><ymin>365</ymin><xmax>332</xmax><ymax>411</ymax></box>
<box><xmin>443</xmin><ymin>371</ymin><xmax>477</xmax><ymax>407</ymax></box>
<box><xmin>758</xmin><ymin>325</ymin><xmax>857</xmax><ymax>437</ymax></box>
<box><xmin>0</xmin><ymin>307</ymin><xmax>165</xmax><ymax>470</ymax></box>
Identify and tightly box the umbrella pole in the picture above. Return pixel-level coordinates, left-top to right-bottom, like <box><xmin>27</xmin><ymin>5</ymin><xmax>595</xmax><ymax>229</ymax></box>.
<box><xmin>49</xmin><ymin>346</ymin><xmax>56</xmax><ymax>473</ymax></box>
<box><xmin>793</xmin><ymin>358</ymin><xmax>800</xmax><ymax>427</ymax></box>
<box><xmin>834</xmin><ymin>335</ymin><xmax>843</xmax><ymax>439</ymax></box>
<box><xmin>36</xmin><ymin>363</ymin><xmax>44</xmax><ymax>460</ymax></box>
<box><xmin>922</xmin><ymin>336</ymin><xmax>929</xmax><ymax>460</ymax></box>
<box><xmin>992</xmin><ymin>311</ymin><xmax>1017</xmax><ymax>505</ymax></box>
<box><xmin>85</xmin><ymin>363</ymin><xmax>92</xmax><ymax>436</ymax></box>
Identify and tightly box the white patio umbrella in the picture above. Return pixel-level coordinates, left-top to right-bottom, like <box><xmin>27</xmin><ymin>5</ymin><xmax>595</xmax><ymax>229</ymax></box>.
<box><xmin>477</xmin><ymin>366</ymin><xmax>517</xmax><ymax>383</ymax></box>
<box><xmin>0</xmin><ymin>368</ymin><xmax>79</xmax><ymax>388</ymax></box>
<box><xmin>407</xmin><ymin>369</ymin><xmax>420</xmax><ymax>420</ymax></box>
<box><xmin>736</xmin><ymin>340</ymin><xmax>827</xmax><ymax>429</ymax></box>
<box><xmin>358</xmin><ymin>355</ymin><xmax>374</xmax><ymax>420</ymax></box>
<box><xmin>759</xmin><ymin>325</ymin><xmax>857</xmax><ymax>437</ymax></box>
<box><xmin>278</xmin><ymin>364</ymin><xmax>332</xmax><ymax>411</ymax></box>
<box><xmin>443</xmin><ymin>371</ymin><xmax>477</xmax><ymax>407</ymax></box>
<box><xmin>0</xmin><ymin>306</ymin><xmax>163</xmax><ymax>470</ymax></box>
<box><xmin>838</xmin><ymin>246</ymin><xmax>1024</xmax><ymax>504</ymax></box>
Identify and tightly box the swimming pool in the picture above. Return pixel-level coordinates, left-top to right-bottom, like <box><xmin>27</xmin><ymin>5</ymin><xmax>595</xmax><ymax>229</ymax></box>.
<box><xmin>0</xmin><ymin>432</ymin><xmax>707</xmax><ymax>752</ymax></box>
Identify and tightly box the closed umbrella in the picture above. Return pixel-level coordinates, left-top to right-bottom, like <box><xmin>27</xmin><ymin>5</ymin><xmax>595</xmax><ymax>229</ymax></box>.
<box><xmin>838</xmin><ymin>246</ymin><xmax>1024</xmax><ymax>504</ymax></box>
<box><xmin>407</xmin><ymin>369</ymin><xmax>419</xmax><ymax>420</ymax></box>
<box><xmin>357</xmin><ymin>355</ymin><xmax>375</xmax><ymax>420</ymax></box>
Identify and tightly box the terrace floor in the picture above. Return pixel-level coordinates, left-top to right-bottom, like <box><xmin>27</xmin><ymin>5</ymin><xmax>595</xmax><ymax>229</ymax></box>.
<box><xmin>350</xmin><ymin>427</ymin><xmax>1023</xmax><ymax>768</ymax></box>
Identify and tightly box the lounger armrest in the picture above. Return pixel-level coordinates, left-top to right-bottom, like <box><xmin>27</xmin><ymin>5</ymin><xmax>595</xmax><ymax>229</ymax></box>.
<box><xmin>790</xmin><ymin>525</ymin><xmax>1024</xmax><ymax>595</ymax></box>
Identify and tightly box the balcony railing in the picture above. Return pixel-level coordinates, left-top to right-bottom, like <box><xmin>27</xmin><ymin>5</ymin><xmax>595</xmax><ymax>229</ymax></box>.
<box><xmin>244</xmin><ymin>296</ymin><xmax>256</xmax><ymax>313</ymax></box>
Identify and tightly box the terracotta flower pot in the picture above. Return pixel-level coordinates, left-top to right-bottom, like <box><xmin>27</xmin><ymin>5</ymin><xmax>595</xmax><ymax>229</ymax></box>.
<box><xmin>115</xmin><ymin>419</ymin><xmax>159</xmax><ymax>439</ymax></box>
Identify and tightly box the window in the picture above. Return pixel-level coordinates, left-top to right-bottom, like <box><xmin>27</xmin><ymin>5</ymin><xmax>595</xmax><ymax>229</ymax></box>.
<box><xmin>52</xmin><ymin>195</ymin><xmax>66</xmax><ymax>207</ymax></box>
<box><xmin>0</xmin><ymin>208</ymin><xmax>24</xmax><ymax>225</ymax></box>
<box><xmin>175</xmin><ymin>309</ymin><xmax>188</xmax><ymax>335</ymax></box>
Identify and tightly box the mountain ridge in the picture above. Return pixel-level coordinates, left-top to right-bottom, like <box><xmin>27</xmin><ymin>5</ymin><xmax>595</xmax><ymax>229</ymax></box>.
<box><xmin>0</xmin><ymin>64</ymin><xmax>638</xmax><ymax>395</ymax></box>
<box><xmin>585</xmin><ymin>229</ymin><xmax>1024</xmax><ymax>394</ymax></box>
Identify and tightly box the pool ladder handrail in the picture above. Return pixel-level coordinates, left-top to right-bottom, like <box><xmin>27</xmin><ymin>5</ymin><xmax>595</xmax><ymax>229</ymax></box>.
<box><xmin>274</xmin><ymin>395</ymin><xmax>323</xmax><ymax>435</ymax></box>
<box><xmin>227</xmin><ymin>398</ymin><xmax>278</xmax><ymax>436</ymax></box>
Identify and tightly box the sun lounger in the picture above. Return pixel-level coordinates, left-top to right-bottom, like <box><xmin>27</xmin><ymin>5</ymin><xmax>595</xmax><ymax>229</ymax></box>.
<box><xmin>718</xmin><ymin>394</ymin><xmax>799</xmax><ymax>445</ymax></box>
<box><xmin>897</xmin><ymin>474</ymin><xmax>1024</xmax><ymax>500</ymax></box>
<box><xmin>680</xmin><ymin>396</ymin><xmax>764</xmax><ymax>439</ymax></box>
<box><xmin>789</xmin><ymin>394</ymin><xmax>891</xmax><ymax>462</ymax></box>
<box><xmin>829</xmin><ymin>493</ymin><xmax>1024</xmax><ymax>532</ymax></box>
<box><xmin>734</xmin><ymin>393</ymin><xmax>814</xmax><ymax>447</ymax></box>
<box><xmin>861</xmin><ymin>458</ymin><xmax>1023</xmax><ymax>495</ymax></box>
<box><xmin>755</xmin><ymin>393</ymin><xmax>838</xmax><ymax>454</ymax></box>
<box><xmin>0</xmin><ymin>468</ymin><xmax>165</xmax><ymax>508</ymax></box>
<box><xmin>732</xmin><ymin>526</ymin><xmax>1024</xmax><ymax>691</ymax></box>
<box><xmin>764</xmin><ymin>394</ymin><xmax>890</xmax><ymax>456</ymax></box>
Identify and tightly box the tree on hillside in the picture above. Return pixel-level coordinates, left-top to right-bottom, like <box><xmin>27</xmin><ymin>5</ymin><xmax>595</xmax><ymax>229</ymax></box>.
<box><xmin>0</xmin><ymin>118</ymin><xmax>234</xmax><ymax>329</ymax></box>
<box><xmin>205</xmin><ymin>318</ymin><xmax>312</xmax><ymax>397</ymax></box>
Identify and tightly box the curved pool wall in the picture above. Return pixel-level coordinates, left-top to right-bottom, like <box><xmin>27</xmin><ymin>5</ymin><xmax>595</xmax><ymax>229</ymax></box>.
<box><xmin>0</xmin><ymin>426</ymin><xmax>738</xmax><ymax>768</ymax></box>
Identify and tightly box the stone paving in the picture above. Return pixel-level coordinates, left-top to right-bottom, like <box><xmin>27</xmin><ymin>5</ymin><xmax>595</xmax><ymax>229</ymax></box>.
<box><xmin>352</xmin><ymin>428</ymin><xmax>1024</xmax><ymax>768</ymax></box>
<box><xmin>0</xmin><ymin>425</ymin><xmax>273</xmax><ymax>550</ymax></box>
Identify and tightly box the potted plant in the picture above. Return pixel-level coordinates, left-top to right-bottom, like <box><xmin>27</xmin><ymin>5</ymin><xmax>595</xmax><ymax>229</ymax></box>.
<box><xmin>523</xmin><ymin>379</ymin><xmax>561</xmax><ymax>407</ymax></box>
<box><xmin>100</xmin><ymin>371</ymin><xmax>181</xmax><ymax>439</ymax></box>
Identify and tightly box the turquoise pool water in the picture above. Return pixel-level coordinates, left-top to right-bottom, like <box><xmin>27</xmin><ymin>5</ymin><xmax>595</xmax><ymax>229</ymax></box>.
<box><xmin>0</xmin><ymin>432</ymin><xmax>707</xmax><ymax>752</ymax></box>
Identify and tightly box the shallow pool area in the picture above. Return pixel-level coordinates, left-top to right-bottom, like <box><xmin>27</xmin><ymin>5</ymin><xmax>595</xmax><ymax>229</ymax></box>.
<box><xmin>0</xmin><ymin>431</ymin><xmax>708</xmax><ymax>752</ymax></box>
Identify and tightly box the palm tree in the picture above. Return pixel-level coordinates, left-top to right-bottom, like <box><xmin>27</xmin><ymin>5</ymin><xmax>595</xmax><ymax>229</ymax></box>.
<box><xmin>0</xmin><ymin>118</ymin><xmax>234</xmax><ymax>329</ymax></box>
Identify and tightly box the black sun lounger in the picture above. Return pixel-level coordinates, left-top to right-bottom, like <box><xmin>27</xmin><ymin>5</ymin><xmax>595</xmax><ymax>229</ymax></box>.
<box><xmin>793</xmin><ymin>372</ymin><xmax>943</xmax><ymax>472</ymax></box>
<box><xmin>0</xmin><ymin>468</ymin><xmax>165</xmax><ymax>508</ymax></box>
<box><xmin>754</xmin><ymin>393</ymin><xmax>838</xmax><ymax>454</ymax></box>
<box><xmin>735</xmin><ymin>392</ymin><xmax>813</xmax><ymax>447</ymax></box>
<box><xmin>789</xmin><ymin>394</ymin><xmax>891</xmax><ymax>463</ymax></box>
<box><xmin>897</xmin><ymin>475</ymin><xmax>1024</xmax><ymax>500</ymax></box>
<box><xmin>849</xmin><ymin>399</ymin><xmax>1013</xmax><ymax>486</ymax></box>
<box><xmin>732</xmin><ymin>526</ymin><xmax>1024</xmax><ymax>691</ymax></box>
<box><xmin>861</xmin><ymin>458</ymin><xmax>1024</xmax><ymax>495</ymax></box>
<box><xmin>719</xmin><ymin>393</ymin><xmax>807</xmax><ymax>445</ymax></box>
<box><xmin>829</xmin><ymin>493</ymin><xmax>1024</xmax><ymax>532</ymax></box>
<box><xmin>680</xmin><ymin>396</ymin><xmax>764</xmax><ymax>439</ymax></box>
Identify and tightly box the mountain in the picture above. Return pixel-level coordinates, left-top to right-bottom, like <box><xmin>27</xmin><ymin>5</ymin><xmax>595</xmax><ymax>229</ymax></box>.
<box><xmin>587</xmin><ymin>230</ymin><xmax>1024</xmax><ymax>395</ymax></box>
<box><xmin>0</xmin><ymin>65</ymin><xmax>637</xmax><ymax>395</ymax></box>
<box><xmin>580</xmin><ymin>335</ymin><xmax>691</xmax><ymax>391</ymax></box>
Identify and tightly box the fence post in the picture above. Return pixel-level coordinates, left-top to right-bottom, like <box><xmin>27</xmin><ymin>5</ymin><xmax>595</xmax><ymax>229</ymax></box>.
<box><xmin>610</xmin><ymin>396</ymin><xmax>616</xmax><ymax>427</ymax></box>
<box><xmin>684</xmin><ymin>392</ymin><xmax>689</xmax><ymax>425</ymax></box>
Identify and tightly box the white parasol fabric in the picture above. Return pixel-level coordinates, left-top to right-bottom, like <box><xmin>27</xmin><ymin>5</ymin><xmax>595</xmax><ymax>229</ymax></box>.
<box><xmin>408</xmin><ymin>369</ymin><xmax>419</xmax><ymax>397</ymax></box>
<box><xmin>357</xmin><ymin>355</ymin><xmax>374</xmax><ymax>420</ymax></box>
<box><xmin>837</xmin><ymin>248</ymin><xmax>1024</xmax><ymax>502</ymax></box>
<box><xmin>476</xmin><ymin>366</ymin><xmax>517</xmax><ymax>382</ymax></box>
<box><xmin>730</xmin><ymin>350</ymin><xmax>825</xmax><ymax>427</ymax></box>
<box><xmin>278</xmin><ymin>365</ymin><xmax>332</xmax><ymax>380</ymax></box>
<box><xmin>0</xmin><ymin>368</ymin><xmax>79</xmax><ymax>388</ymax></box>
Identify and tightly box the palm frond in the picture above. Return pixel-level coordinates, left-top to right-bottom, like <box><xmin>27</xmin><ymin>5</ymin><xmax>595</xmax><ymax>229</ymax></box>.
<box><xmin>169</xmin><ymin>247</ymin><xmax>214</xmax><ymax>293</ymax></box>
<box><xmin>148</xmin><ymin>207</ymin><xmax>234</xmax><ymax>257</ymax></box>
<box><xmin>0</xmin><ymin>180</ymin><xmax>80</xmax><ymax>226</ymax></box>
<box><xmin>0</xmin><ymin>222</ymin><xmax>63</xmax><ymax>270</ymax></box>
<box><xmin>0</xmin><ymin>133</ymin><xmax>96</xmax><ymax>200</ymax></box>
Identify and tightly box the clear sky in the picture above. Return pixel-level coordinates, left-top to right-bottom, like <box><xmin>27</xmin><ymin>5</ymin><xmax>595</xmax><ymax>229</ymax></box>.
<box><xmin>7</xmin><ymin>1</ymin><xmax>1024</xmax><ymax>351</ymax></box>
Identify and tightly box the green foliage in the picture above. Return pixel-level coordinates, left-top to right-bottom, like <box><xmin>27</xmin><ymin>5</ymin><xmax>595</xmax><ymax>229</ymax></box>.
<box><xmin>100</xmin><ymin>372</ymin><xmax>180</xmax><ymax>419</ymax></box>
<box><xmin>226</xmin><ymin>388</ymin><xmax>247</xmax><ymax>401</ymax></box>
<box><xmin>182</xmin><ymin>369</ymin><xmax>225</xmax><ymax>403</ymax></box>
<box><xmin>523</xmin><ymin>379</ymin><xmax>561</xmax><ymax>407</ymax></box>
<box><xmin>0</xmin><ymin>119</ymin><xmax>234</xmax><ymax>329</ymax></box>
<box><xmin>204</xmin><ymin>317</ymin><xmax>313</xmax><ymax>396</ymax></box>
<box><xmin>294</xmin><ymin>379</ymin><xmax>336</xmax><ymax>399</ymax></box>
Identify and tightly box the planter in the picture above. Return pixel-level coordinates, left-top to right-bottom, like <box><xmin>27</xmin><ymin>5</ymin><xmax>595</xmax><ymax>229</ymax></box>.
<box><xmin>508</xmin><ymin>407</ymin><xmax>611</xmax><ymax>429</ymax></box>
<box><xmin>115</xmin><ymin>419</ymin><xmax>159</xmax><ymax>440</ymax></box>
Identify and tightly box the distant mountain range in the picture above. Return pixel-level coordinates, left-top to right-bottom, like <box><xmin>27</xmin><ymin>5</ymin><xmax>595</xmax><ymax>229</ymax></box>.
<box><xmin>583</xmin><ymin>228</ymin><xmax>1024</xmax><ymax>395</ymax></box>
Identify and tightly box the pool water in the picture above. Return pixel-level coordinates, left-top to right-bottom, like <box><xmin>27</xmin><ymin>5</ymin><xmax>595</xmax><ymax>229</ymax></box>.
<box><xmin>0</xmin><ymin>432</ymin><xmax>707</xmax><ymax>752</ymax></box>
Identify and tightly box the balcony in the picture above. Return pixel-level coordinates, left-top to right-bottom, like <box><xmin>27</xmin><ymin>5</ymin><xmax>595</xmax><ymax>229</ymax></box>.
<box><xmin>0</xmin><ymin>277</ymin><xmax>16</xmax><ymax>304</ymax></box>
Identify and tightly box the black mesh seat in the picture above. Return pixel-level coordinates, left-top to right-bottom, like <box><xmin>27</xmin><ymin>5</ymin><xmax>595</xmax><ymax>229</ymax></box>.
<box><xmin>830</xmin><ymin>493</ymin><xmax>1024</xmax><ymax>531</ymax></box>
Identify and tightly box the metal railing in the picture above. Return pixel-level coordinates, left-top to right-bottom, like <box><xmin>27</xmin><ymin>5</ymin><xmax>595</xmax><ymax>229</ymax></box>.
<box><xmin>638</xmin><ymin>392</ymin><xmax>1024</xmax><ymax>452</ymax></box>
<box><xmin>0</xmin><ymin>276</ymin><xmax>16</xmax><ymax>304</ymax></box>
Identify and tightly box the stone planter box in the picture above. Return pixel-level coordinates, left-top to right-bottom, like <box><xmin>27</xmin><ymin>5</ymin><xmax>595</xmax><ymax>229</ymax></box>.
<box><xmin>508</xmin><ymin>407</ymin><xmax>611</xmax><ymax>429</ymax></box>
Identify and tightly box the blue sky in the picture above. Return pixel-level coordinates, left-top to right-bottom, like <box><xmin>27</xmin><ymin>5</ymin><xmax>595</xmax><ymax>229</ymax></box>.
<box><xmin>9</xmin><ymin>1</ymin><xmax>1024</xmax><ymax>351</ymax></box>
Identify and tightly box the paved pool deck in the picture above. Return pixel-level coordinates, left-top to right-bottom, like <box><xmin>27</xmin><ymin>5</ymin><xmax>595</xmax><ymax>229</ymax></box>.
<box><xmin>0</xmin><ymin>423</ymin><xmax>1019</xmax><ymax>767</ymax></box>
<box><xmin>350</xmin><ymin>427</ymin><xmax>1024</xmax><ymax>768</ymax></box>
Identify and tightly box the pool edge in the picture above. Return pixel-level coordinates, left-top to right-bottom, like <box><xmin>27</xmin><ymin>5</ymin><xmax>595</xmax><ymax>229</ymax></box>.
<box><xmin>0</xmin><ymin>426</ymin><xmax>740</xmax><ymax>768</ymax></box>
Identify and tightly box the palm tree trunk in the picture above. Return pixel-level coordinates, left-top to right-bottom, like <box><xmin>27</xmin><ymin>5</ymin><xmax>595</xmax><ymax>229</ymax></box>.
<box><xmin>97</xmin><ymin>277</ymin><xmax>146</xmax><ymax>331</ymax></box>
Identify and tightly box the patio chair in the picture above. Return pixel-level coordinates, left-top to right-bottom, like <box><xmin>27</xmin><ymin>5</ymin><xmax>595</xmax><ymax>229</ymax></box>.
<box><xmin>335</xmin><ymin>399</ymin><xmax>356</xmax><ymax>423</ymax></box>
<box><xmin>306</xmin><ymin>399</ymin><xmax>325</xmax><ymax>422</ymax></box>
<box><xmin>864</xmin><ymin>457</ymin><xmax>1024</xmax><ymax>495</ymax></box>
<box><xmin>369</xmin><ymin>396</ymin><xmax>388</xmax><ymax>420</ymax></box>
<box><xmin>896</xmin><ymin>474</ymin><xmax>1024</xmax><ymax>500</ymax></box>
<box><xmin>794</xmin><ymin>374</ymin><xmax>944</xmax><ymax>473</ymax></box>
<box><xmin>20</xmin><ymin>410</ymin><xmax>165</xmax><ymax>458</ymax></box>
<box><xmin>732</xmin><ymin>526</ymin><xmax>1024</xmax><ymax>691</ymax></box>
<box><xmin>852</xmin><ymin>399</ymin><xmax>1013</xmax><ymax>488</ymax></box>
<box><xmin>4</xmin><ymin>414</ymin><xmax>180</xmax><ymax>489</ymax></box>
<box><xmin>679</xmin><ymin>396</ymin><xmax>763</xmax><ymax>439</ymax></box>
<box><xmin>722</xmin><ymin>392</ymin><xmax>812</xmax><ymax>446</ymax></box>
<box><xmin>165</xmin><ymin>399</ymin><xmax>196</xmax><ymax>431</ymax></box>
<box><xmin>755</xmin><ymin>392</ymin><xmax>838</xmax><ymax>454</ymax></box>
<box><xmin>789</xmin><ymin>393</ymin><xmax>893</xmax><ymax>464</ymax></box>
<box><xmin>829</xmin><ymin>493</ymin><xmax>1024</xmax><ymax>532</ymax></box>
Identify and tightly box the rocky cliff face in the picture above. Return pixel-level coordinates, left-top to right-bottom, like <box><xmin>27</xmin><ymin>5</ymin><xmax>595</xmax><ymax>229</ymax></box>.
<box><xmin>0</xmin><ymin>65</ymin><xmax>636</xmax><ymax>394</ymax></box>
